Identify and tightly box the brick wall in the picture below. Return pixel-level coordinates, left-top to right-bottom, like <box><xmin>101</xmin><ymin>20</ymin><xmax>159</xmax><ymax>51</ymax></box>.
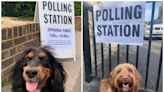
<box><xmin>75</xmin><ymin>16</ymin><xmax>81</xmax><ymax>31</ymax></box>
<box><xmin>1</xmin><ymin>23</ymin><xmax>40</xmax><ymax>85</ymax></box>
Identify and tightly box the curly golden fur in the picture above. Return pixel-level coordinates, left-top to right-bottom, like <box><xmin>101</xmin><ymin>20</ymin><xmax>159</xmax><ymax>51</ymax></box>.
<box><xmin>100</xmin><ymin>63</ymin><xmax>142</xmax><ymax>92</ymax></box>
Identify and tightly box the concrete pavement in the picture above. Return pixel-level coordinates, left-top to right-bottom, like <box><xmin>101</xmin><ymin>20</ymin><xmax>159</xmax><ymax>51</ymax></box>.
<box><xmin>62</xmin><ymin>30</ymin><xmax>81</xmax><ymax>92</ymax></box>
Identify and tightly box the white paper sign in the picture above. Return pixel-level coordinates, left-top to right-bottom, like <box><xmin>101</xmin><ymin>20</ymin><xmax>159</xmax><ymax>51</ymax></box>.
<box><xmin>94</xmin><ymin>2</ymin><xmax>145</xmax><ymax>45</ymax></box>
<box><xmin>39</xmin><ymin>1</ymin><xmax>75</xmax><ymax>59</ymax></box>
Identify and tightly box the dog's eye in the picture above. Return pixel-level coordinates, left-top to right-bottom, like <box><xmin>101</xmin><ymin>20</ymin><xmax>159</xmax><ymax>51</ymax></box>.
<box><xmin>127</xmin><ymin>68</ymin><xmax>133</xmax><ymax>73</ymax></box>
<box><xmin>39</xmin><ymin>56</ymin><xmax>45</xmax><ymax>60</ymax></box>
<box><xmin>39</xmin><ymin>52</ymin><xmax>46</xmax><ymax>60</ymax></box>
<box><xmin>26</xmin><ymin>52</ymin><xmax>34</xmax><ymax>61</ymax></box>
<box><xmin>25</xmin><ymin>57</ymin><xmax>32</xmax><ymax>61</ymax></box>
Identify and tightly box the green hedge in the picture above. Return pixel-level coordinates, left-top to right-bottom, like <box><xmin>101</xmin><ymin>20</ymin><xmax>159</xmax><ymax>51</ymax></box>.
<box><xmin>75</xmin><ymin>2</ymin><xmax>81</xmax><ymax>16</ymax></box>
<box><xmin>2</xmin><ymin>2</ymin><xmax>36</xmax><ymax>17</ymax></box>
<box><xmin>2</xmin><ymin>2</ymin><xmax>81</xmax><ymax>18</ymax></box>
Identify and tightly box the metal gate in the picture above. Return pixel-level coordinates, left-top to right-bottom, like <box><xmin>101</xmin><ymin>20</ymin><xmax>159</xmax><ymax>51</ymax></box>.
<box><xmin>83</xmin><ymin>1</ymin><xmax>162</xmax><ymax>92</ymax></box>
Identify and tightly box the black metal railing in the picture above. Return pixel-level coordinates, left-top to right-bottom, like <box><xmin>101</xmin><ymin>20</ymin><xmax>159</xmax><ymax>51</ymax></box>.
<box><xmin>83</xmin><ymin>1</ymin><xmax>162</xmax><ymax>92</ymax></box>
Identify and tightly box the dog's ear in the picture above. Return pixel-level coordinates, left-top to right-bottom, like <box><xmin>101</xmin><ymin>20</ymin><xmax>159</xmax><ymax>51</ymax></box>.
<box><xmin>109</xmin><ymin>70</ymin><xmax>113</xmax><ymax>78</ymax></box>
<box><xmin>11</xmin><ymin>48</ymin><xmax>32</xmax><ymax>92</ymax></box>
<box><xmin>11</xmin><ymin>60</ymin><xmax>25</xmax><ymax>92</ymax></box>
<box><xmin>108</xmin><ymin>68</ymin><xmax>115</xmax><ymax>87</ymax></box>
<box><xmin>44</xmin><ymin>49</ymin><xmax>67</xmax><ymax>91</ymax></box>
<box><xmin>49</xmin><ymin>60</ymin><xmax>66</xmax><ymax>92</ymax></box>
<box><xmin>53</xmin><ymin>61</ymin><xmax>67</xmax><ymax>85</ymax></box>
<box><xmin>134</xmin><ymin>67</ymin><xmax>142</xmax><ymax>90</ymax></box>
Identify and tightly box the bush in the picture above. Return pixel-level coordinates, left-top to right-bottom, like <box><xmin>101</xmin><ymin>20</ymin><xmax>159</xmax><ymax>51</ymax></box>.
<box><xmin>75</xmin><ymin>2</ymin><xmax>81</xmax><ymax>16</ymax></box>
<box><xmin>2</xmin><ymin>2</ymin><xmax>81</xmax><ymax>17</ymax></box>
<box><xmin>2</xmin><ymin>2</ymin><xmax>36</xmax><ymax>17</ymax></box>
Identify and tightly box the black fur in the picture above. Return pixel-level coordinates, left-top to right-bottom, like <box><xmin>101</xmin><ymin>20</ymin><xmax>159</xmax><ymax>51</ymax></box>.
<box><xmin>11</xmin><ymin>47</ymin><xmax>67</xmax><ymax>92</ymax></box>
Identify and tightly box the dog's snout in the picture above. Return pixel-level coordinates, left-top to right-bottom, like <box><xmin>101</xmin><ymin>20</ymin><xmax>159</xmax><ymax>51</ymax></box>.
<box><xmin>122</xmin><ymin>75</ymin><xmax>129</xmax><ymax>79</ymax></box>
<box><xmin>26</xmin><ymin>70</ymin><xmax>38</xmax><ymax>78</ymax></box>
<box><xmin>122</xmin><ymin>76</ymin><xmax>129</xmax><ymax>82</ymax></box>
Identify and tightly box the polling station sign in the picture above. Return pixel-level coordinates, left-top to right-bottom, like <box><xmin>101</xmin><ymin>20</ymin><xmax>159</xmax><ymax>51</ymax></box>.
<box><xmin>94</xmin><ymin>2</ymin><xmax>145</xmax><ymax>45</ymax></box>
<box><xmin>39</xmin><ymin>1</ymin><xmax>75</xmax><ymax>59</ymax></box>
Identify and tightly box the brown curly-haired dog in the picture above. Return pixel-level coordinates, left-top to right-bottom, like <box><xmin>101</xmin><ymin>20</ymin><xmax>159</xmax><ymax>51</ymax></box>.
<box><xmin>100</xmin><ymin>63</ymin><xmax>142</xmax><ymax>92</ymax></box>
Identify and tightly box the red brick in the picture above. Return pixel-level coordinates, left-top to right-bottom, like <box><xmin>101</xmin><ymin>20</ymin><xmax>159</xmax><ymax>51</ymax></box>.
<box><xmin>2</xmin><ymin>57</ymin><xmax>14</xmax><ymax>69</ymax></box>
<box><xmin>18</xmin><ymin>26</ymin><xmax>23</xmax><ymax>36</ymax></box>
<box><xmin>2</xmin><ymin>28</ymin><xmax>7</xmax><ymax>40</ymax></box>
<box><xmin>2</xmin><ymin>50</ymin><xmax>10</xmax><ymax>60</ymax></box>
<box><xmin>7</xmin><ymin>28</ymin><xmax>13</xmax><ymax>39</ymax></box>
<box><xmin>13</xmin><ymin>26</ymin><xmax>18</xmax><ymax>37</ymax></box>
<box><xmin>2</xmin><ymin>40</ymin><xmax>13</xmax><ymax>50</ymax></box>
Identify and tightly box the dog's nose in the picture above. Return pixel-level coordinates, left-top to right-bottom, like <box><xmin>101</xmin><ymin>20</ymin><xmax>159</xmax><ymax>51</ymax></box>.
<box><xmin>26</xmin><ymin>70</ymin><xmax>38</xmax><ymax>78</ymax></box>
<box><xmin>122</xmin><ymin>76</ymin><xmax>129</xmax><ymax>82</ymax></box>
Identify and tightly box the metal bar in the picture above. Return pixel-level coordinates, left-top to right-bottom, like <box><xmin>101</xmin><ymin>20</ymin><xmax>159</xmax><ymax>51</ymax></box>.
<box><xmin>101</xmin><ymin>43</ymin><xmax>104</xmax><ymax>78</ymax></box>
<box><xmin>108</xmin><ymin>44</ymin><xmax>111</xmax><ymax>72</ymax></box>
<box><xmin>90</xmin><ymin>75</ymin><xmax>101</xmax><ymax>80</ymax></box>
<box><xmin>135</xmin><ymin>46</ymin><xmax>139</xmax><ymax>69</ymax></box>
<box><xmin>83</xmin><ymin>2</ymin><xmax>92</xmax><ymax>82</ymax></box>
<box><xmin>155</xmin><ymin>42</ymin><xmax>162</xmax><ymax>92</ymax></box>
<box><xmin>91</xmin><ymin>6</ymin><xmax>98</xmax><ymax>76</ymax></box>
<box><xmin>145</xmin><ymin>2</ymin><xmax>156</xmax><ymax>89</ymax></box>
<box><xmin>117</xmin><ymin>44</ymin><xmax>120</xmax><ymax>64</ymax></box>
<box><xmin>126</xmin><ymin>45</ymin><xmax>129</xmax><ymax>63</ymax></box>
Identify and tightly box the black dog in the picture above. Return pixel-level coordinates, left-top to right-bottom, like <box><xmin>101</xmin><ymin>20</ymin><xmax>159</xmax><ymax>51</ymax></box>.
<box><xmin>11</xmin><ymin>47</ymin><xmax>66</xmax><ymax>92</ymax></box>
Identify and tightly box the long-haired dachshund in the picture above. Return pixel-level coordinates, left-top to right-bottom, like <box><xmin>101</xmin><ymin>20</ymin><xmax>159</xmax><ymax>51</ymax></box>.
<box><xmin>11</xmin><ymin>47</ymin><xmax>67</xmax><ymax>92</ymax></box>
